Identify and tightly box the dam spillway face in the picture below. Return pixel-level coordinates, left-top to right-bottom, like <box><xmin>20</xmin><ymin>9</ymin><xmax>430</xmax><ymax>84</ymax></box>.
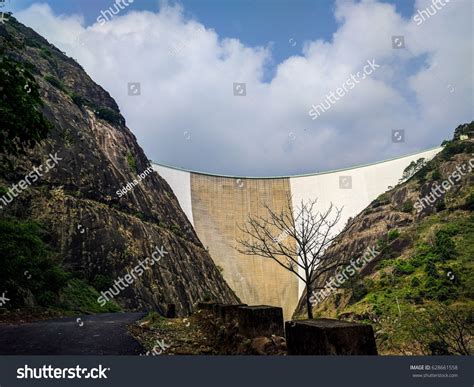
<box><xmin>153</xmin><ymin>147</ymin><xmax>442</xmax><ymax>320</ymax></box>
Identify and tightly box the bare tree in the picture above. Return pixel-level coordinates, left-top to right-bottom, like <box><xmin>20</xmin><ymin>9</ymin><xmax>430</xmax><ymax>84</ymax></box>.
<box><xmin>236</xmin><ymin>195</ymin><xmax>351</xmax><ymax>319</ymax></box>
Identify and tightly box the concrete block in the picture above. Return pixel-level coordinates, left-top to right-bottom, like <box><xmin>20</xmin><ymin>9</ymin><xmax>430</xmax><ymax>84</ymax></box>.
<box><xmin>215</xmin><ymin>304</ymin><xmax>247</xmax><ymax>323</ymax></box>
<box><xmin>285</xmin><ymin>318</ymin><xmax>378</xmax><ymax>355</ymax></box>
<box><xmin>236</xmin><ymin>305</ymin><xmax>284</xmax><ymax>337</ymax></box>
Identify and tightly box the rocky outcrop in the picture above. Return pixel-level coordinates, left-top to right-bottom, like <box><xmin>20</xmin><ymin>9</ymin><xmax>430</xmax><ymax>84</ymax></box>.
<box><xmin>0</xmin><ymin>18</ymin><xmax>238</xmax><ymax>314</ymax></box>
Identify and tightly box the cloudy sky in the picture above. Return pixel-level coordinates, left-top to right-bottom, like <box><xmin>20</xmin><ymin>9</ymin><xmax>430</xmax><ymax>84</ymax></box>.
<box><xmin>8</xmin><ymin>0</ymin><xmax>473</xmax><ymax>176</ymax></box>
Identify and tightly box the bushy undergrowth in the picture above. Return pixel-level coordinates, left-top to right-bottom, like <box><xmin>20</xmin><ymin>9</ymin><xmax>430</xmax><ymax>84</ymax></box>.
<box><xmin>0</xmin><ymin>217</ymin><xmax>120</xmax><ymax>313</ymax></box>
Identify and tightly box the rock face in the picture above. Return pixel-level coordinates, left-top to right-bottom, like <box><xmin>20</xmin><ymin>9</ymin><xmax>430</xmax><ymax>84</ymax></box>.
<box><xmin>285</xmin><ymin>319</ymin><xmax>377</xmax><ymax>355</ymax></box>
<box><xmin>0</xmin><ymin>18</ymin><xmax>238</xmax><ymax>314</ymax></box>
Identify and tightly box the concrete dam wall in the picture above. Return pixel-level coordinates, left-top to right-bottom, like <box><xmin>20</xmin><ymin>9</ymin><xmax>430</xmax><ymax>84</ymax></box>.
<box><xmin>153</xmin><ymin>147</ymin><xmax>442</xmax><ymax>319</ymax></box>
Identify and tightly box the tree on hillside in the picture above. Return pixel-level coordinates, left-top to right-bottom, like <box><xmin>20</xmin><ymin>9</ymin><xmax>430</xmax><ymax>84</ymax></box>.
<box><xmin>236</xmin><ymin>195</ymin><xmax>352</xmax><ymax>319</ymax></box>
<box><xmin>399</xmin><ymin>158</ymin><xmax>427</xmax><ymax>183</ymax></box>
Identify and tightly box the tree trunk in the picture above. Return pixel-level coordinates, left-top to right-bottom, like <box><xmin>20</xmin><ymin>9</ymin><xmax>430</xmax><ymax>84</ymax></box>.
<box><xmin>306</xmin><ymin>284</ymin><xmax>313</xmax><ymax>319</ymax></box>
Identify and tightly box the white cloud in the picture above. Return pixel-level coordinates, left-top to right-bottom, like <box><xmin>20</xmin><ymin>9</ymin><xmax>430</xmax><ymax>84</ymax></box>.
<box><xmin>15</xmin><ymin>0</ymin><xmax>473</xmax><ymax>176</ymax></box>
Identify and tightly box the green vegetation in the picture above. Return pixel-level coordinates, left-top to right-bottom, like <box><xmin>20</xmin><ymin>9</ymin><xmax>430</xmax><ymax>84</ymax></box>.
<box><xmin>371</xmin><ymin>193</ymin><xmax>390</xmax><ymax>208</ymax></box>
<box><xmin>126</xmin><ymin>152</ymin><xmax>138</xmax><ymax>172</ymax></box>
<box><xmin>95</xmin><ymin>107</ymin><xmax>124</xmax><ymax>126</ymax></box>
<box><xmin>44</xmin><ymin>74</ymin><xmax>66</xmax><ymax>91</ymax></box>
<box><xmin>431</xmin><ymin>169</ymin><xmax>442</xmax><ymax>180</ymax></box>
<box><xmin>319</xmin><ymin>211</ymin><xmax>474</xmax><ymax>354</ymax></box>
<box><xmin>0</xmin><ymin>56</ymin><xmax>52</xmax><ymax>158</ymax></box>
<box><xmin>202</xmin><ymin>292</ymin><xmax>213</xmax><ymax>302</ymax></box>
<box><xmin>39</xmin><ymin>47</ymin><xmax>52</xmax><ymax>59</ymax></box>
<box><xmin>0</xmin><ymin>218</ymin><xmax>120</xmax><ymax>313</ymax></box>
<box><xmin>0</xmin><ymin>218</ymin><xmax>69</xmax><ymax>307</ymax></box>
<box><xmin>70</xmin><ymin>92</ymin><xmax>87</xmax><ymax>108</ymax></box>
<box><xmin>440</xmin><ymin>138</ymin><xmax>474</xmax><ymax>160</ymax></box>
<box><xmin>91</xmin><ymin>274</ymin><xmax>115</xmax><ymax>292</ymax></box>
<box><xmin>0</xmin><ymin>218</ymin><xmax>68</xmax><ymax>306</ymax></box>
<box><xmin>142</xmin><ymin>311</ymin><xmax>168</xmax><ymax>329</ymax></box>
<box><xmin>463</xmin><ymin>192</ymin><xmax>474</xmax><ymax>211</ymax></box>
<box><xmin>59</xmin><ymin>278</ymin><xmax>120</xmax><ymax>313</ymax></box>
<box><xmin>70</xmin><ymin>91</ymin><xmax>124</xmax><ymax>126</ymax></box>
<box><xmin>387</xmin><ymin>229</ymin><xmax>400</xmax><ymax>242</ymax></box>
<box><xmin>401</xmin><ymin>200</ymin><xmax>414</xmax><ymax>213</ymax></box>
<box><xmin>399</xmin><ymin>158</ymin><xmax>426</xmax><ymax>183</ymax></box>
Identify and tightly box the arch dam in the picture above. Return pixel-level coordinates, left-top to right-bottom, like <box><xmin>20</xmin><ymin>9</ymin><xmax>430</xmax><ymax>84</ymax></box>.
<box><xmin>152</xmin><ymin>147</ymin><xmax>442</xmax><ymax>320</ymax></box>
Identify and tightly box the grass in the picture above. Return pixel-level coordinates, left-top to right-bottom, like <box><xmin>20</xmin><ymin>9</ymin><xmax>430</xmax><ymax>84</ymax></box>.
<box><xmin>58</xmin><ymin>278</ymin><xmax>121</xmax><ymax>313</ymax></box>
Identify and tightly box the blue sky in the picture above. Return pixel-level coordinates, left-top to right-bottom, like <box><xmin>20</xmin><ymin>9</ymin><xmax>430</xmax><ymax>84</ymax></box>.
<box><xmin>10</xmin><ymin>0</ymin><xmax>473</xmax><ymax>176</ymax></box>
<box><xmin>10</xmin><ymin>0</ymin><xmax>415</xmax><ymax>80</ymax></box>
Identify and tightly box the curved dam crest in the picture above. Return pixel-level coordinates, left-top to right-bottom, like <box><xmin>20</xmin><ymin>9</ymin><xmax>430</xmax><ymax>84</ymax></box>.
<box><xmin>153</xmin><ymin>147</ymin><xmax>442</xmax><ymax>319</ymax></box>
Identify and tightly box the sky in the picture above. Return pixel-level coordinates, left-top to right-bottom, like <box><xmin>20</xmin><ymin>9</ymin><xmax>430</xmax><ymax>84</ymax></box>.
<box><xmin>5</xmin><ymin>0</ymin><xmax>473</xmax><ymax>176</ymax></box>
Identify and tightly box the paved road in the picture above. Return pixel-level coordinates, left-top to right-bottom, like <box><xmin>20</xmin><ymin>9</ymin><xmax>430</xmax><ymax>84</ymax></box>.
<box><xmin>0</xmin><ymin>312</ymin><xmax>146</xmax><ymax>355</ymax></box>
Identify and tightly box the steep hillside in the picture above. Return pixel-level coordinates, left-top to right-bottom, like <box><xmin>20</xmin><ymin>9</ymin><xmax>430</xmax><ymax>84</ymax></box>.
<box><xmin>294</xmin><ymin>122</ymin><xmax>474</xmax><ymax>355</ymax></box>
<box><xmin>0</xmin><ymin>17</ymin><xmax>238</xmax><ymax>316</ymax></box>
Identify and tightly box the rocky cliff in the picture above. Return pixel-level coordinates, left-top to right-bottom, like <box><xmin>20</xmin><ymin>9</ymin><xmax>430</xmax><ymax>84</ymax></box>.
<box><xmin>0</xmin><ymin>17</ymin><xmax>238</xmax><ymax>315</ymax></box>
